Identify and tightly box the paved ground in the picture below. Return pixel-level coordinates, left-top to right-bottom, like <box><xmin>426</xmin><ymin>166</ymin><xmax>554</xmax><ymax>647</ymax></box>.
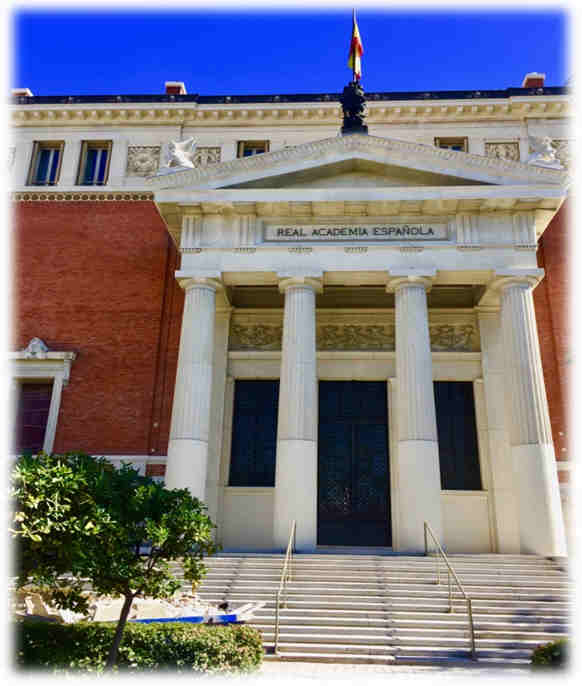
<box><xmin>212</xmin><ymin>660</ymin><xmax>535</xmax><ymax>685</ymax></box>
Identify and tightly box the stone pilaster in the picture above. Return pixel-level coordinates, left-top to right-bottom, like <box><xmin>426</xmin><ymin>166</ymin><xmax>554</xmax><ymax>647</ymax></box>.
<box><xmin>273</xmin><ymin>275</ymin><xmax>322</xmax><ymax>551</ymax></box>
<box><xmin>165</xmin><ymin>276</ymin><xmax>222</xmax><ymax>502</ymax></box>
<box><xmin>496</xmin><ymin>275</ymin><xmax>567</xmax><ymax>555</ymax></box>
<box><xmin>387</xmin><ymin>273</ymin><xmax>443</xmax><ymax>551</ymax></box>
<box><xmin>476</xmin><ymin>307</ymin><xmax>520</xmax><ymax>552</ymax></box>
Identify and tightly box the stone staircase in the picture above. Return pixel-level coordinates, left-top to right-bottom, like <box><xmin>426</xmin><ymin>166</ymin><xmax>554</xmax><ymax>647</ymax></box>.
<box><xmin>175</xmin><ymin>552</ymin><xmax>570</xmax><ymax>666</ymax></box>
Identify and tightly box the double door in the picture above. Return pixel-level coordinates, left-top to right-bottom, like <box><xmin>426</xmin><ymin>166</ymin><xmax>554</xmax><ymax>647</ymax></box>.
<box><xmin>318</xmin><ymin>381</ymin><xmax>390</xmax><ymax>546</ymax></box>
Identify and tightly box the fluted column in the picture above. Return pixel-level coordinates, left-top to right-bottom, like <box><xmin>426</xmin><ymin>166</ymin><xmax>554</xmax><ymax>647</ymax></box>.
<box><xmin>165</xmin><ymin>277</ymin><xmax>222</xmax><ymax>502</ymax></box>
<box><xmin>387</xmin><ymin>273</ymin><xmax>443</xmax><ymax>551</ymax></box>
<box><xmin>273</xmin><ymin>275</ymin><xmax>322</xmax><ymax>551</ymax></box>
<box><xmin>497</xmin><ymin>276</ymin><xmax>566</xmax><ymax>555</ymax></box>
<box><xmin>476</xmin><ymin>308</ymin><xmax>520</xmax><ymax>552</ymax></box>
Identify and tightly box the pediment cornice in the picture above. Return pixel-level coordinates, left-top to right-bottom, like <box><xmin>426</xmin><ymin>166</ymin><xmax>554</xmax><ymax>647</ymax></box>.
<box><xmin>147</xmin><ymin>134</ymin><xmax>569</xmax><ymax>191</ymax></box>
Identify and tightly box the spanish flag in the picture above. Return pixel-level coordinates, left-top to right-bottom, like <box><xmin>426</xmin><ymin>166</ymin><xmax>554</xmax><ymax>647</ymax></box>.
<box><xmin>347</xmin><ymin>9</ymin><xmax>364</xmax><ymax>81</ymax></box>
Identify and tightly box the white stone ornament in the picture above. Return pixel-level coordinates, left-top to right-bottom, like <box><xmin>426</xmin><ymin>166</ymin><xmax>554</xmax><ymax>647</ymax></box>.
<box><xmin>22</xmin><ymin>337</ymin><xmax>49</xmax><ymax>359</ymax></box>
<box><xmin>527</xmin><ymin>136</ymin><xmax>562</xmax><ymax>169</ymax></box>
<box><xmin>163</xmin><ymin>137</ymin><xmax>197</xmax><ymax>169</ymax></box>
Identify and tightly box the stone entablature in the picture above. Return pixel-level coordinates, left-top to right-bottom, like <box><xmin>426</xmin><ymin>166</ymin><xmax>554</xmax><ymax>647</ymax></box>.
<box><xmin>229</xmin><ymin>309</ymin><xmax>480</xmax><ymax>352</ymax></box>
<box><xmin>10</xmin><ymin>94</ymin><xmax>570</xmax><ymax>128</ymax></box>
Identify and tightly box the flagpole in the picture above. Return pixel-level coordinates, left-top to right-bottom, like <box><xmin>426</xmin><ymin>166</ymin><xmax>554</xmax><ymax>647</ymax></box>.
<box><xmin>352</xmin><ymin>8</ymin><xmax>356</xmax><ymax>82</ymax></box>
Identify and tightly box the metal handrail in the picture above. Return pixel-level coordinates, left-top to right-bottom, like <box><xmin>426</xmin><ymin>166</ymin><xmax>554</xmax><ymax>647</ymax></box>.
<box><xmin>274</xmin><ymin>520</ymin><xmax>296</xmax><ymax>655</ymax></box>
<box><xmin>424</xmin><ymin>521</ymin><xmax>477</xmax><ymax>660</ymax></box>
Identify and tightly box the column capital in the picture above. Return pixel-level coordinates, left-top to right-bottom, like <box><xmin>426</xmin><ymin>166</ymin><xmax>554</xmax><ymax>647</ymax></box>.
<box><xmin>177</xmin><ymin>275</ymin><xmax>224</xmax><ymax>293</ymax></box>
<box><xmin>278</xmin><ymin>274</ymin><xmax>323</xmax><ymax>294</ymax></box>
<box><xmin>386</xmin><ymin>273</ymin><xmax>435</xmax><ymax>294</ymax></box>
<box><xmin>489</xmin><ymin>269</ymin><xmax>544</xmax><ymax>293</ymax></box>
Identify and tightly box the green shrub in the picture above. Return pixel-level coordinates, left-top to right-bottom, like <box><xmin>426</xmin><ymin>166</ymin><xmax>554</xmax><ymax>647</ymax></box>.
<box><xmin>15</xmin><ymin>619</ymin><xmax>264</xmax><ymax>673</ymax></box>
<box><xmin>531</xmin><ymin>639</ymin><xmax>568</xmax><ymax>668</ymax></box>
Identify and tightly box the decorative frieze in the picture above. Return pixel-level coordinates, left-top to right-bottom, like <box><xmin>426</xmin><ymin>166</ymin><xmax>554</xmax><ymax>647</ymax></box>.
<box><xmin>229</xmin><ymin>314</ymin><xmax>479</xmax><ymax>352</ymax></box>
<box><xmin>230</xmin><ymin>324</ymin><xmax>283</xmax><ymax>350</ymax></box>
<box><xmin>11</xmin><ymin>191</ymin><xmax>154</xmax><ymax>202</ymax></box>
<box><xmin>485</xmin><ymin>142</ymin><xmax>520</xmax><ymax>162</ymax></box>
<box><xmin>126</xmin><ymin>146</ymin><xmax>161</xmax><ymax>176</ymax></box>
<box><xmin>429</xmin><ymin>324</ymin><xmax>477</xmax><ymax>352</ymax></box>
<box><xmin>317</xmin><ymin>324</ymin><xmax>395</xmax><ymax>351</ymax></box>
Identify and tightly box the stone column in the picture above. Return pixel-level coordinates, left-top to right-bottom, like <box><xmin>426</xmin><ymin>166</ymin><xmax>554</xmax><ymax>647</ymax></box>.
<box><xmin>497</xmin><ymin>275</ymin><xmax>567</xmax><ymax>556</ymax></box>
<box><xmin>204</xmin><ymin>306</ymin><xmax>232</xmax><ymax>529</ymax></box>
<box><xmin>165</xmin><ymin>276</ymin><xmax>222</xmax><ymax>502</ymax></box>
<box><xmin>476</xmin><ymin>308</ymin><xmax>520</xmax><ymax>552</ymax></box>
<box><xmin>273</xmin><ymin>275</ymin><xmax>322</xmax><ymax>551</ymax></box>
<box><xmin>387</xmin><ymin>273</ymin><xmax>443</xmax><ymax>551</ymax></box>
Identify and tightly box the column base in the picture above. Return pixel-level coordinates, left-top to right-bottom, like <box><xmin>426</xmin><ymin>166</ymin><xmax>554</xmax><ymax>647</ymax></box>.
<box><xmin>513</xmin><ymin>443</ymin><xmax>567</xmax><ymax>556</ymax></box>
<box><xmin>395</xmin><ymin>440</ymin><xmax>443</xmax><ymax>552</ymax></box>
<box><xmin>165</xmin><ymin>438</ymin><xmax>208</xmax><ymax>503</ymax></box>
<box><xmin>273</xmin><ymin>439</ymin><xmax>317</xmax><ymax>552</ymax></box>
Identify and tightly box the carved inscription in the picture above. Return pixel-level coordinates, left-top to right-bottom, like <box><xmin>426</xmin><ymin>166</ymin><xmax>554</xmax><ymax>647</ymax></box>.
<box><xmin>265</xmin><ymin>223</ymin><xmax>448</xmax><ymax>242</ymax></box>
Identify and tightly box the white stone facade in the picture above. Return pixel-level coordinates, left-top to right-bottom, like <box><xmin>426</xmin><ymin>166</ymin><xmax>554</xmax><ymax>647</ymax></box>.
<box><xmin>11</xmin><ymin>85</ymin><xmax>572</xmax><ymax>555</ymax></box>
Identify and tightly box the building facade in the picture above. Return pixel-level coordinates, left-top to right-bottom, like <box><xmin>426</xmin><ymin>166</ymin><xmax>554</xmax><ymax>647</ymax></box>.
<box><xmin>10</xmin><ymin>74</ymin><xmax>572</xmax><ymax>555</ymax></box>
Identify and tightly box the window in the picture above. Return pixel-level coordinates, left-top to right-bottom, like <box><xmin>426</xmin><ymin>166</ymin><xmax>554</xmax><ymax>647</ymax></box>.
<box><xmin>27</xmin><ymin>141</ymin><xmax>64</xmax><ymax>185</ymax></box>
<box><xmin>229</xmin><ymin>380</ymin><xmax>279</xmax><ymax>487</ymax></box>
<box><xmin>77</xmin><ymin>140</ymin><xmax>112</xmax><ymax>185</ymax></box>
<box><xmin>434</xmin><ymin>381</ymin><xmax>482</xmax><ymax>490</ymax></box>
<box><xmin>237</xmin><ymin>140</ymin><xmax>269</xmax><ymax>158</ymax></box>
<box><xmin>14</xmin><ymin>382</ymin><xmax>53</xmax><ymax>454</ymax></box>
<box><xmin>434</xmin><ymin>137</ymin><xmax>468</xmax><ymax>152</ymax></box>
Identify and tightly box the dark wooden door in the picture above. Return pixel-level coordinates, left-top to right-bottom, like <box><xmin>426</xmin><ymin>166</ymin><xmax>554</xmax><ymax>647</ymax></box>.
<box><xmin>15</xmin><ymin>383</ymin><xmax>52</xmax><ymax>454</ymax></box>
<box><xmin>318</xmin><ymin>381</ymin><xmax>390</xmax><ymax>546</ymax></box>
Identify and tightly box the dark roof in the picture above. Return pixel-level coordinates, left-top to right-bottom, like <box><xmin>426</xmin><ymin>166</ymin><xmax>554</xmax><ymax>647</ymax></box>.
<box><xmin>11</xmin><ymin>86</ymin><xmax>567</xmax><ymax>106</ymax></box>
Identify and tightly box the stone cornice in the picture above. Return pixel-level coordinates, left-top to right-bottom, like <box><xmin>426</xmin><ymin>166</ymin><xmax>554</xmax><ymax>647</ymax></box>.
<box><xmin>148</xmin><ymin>135</ymin><xmax>569</xmax><ymax>191</ymax></box>
<box><xmin>10</xmin><ymin>94</ymin><xmax>570</xmax><ymax>128</ymax></box>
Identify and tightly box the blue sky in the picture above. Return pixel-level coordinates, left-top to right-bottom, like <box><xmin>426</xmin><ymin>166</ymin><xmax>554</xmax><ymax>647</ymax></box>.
<box><xmin>12</xmin><ymin>8</ymin><xmax>568</xmax><ymax>96</ymax></box>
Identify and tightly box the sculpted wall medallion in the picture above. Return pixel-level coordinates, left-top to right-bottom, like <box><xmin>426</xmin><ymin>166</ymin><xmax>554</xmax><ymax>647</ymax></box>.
<box><xmin>552</xmin><ymin>140</ymin><xmax>571</xmax><ymax>170</ymax></box>
<box><xmin>484</xmin><ymin>142</ymin><xmax>520</xmax><ymax>162</ymax></box>
<box><xmin>126</xmin><ymin>146</ymin><xmax>161</xmax><ymax>176</ymax></box>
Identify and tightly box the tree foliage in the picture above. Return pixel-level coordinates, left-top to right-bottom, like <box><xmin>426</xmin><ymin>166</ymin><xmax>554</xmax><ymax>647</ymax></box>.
<box><xmin>11</xmin><ymin>452</ymin><xmax>217</xmax><ymax>669</ymax></box>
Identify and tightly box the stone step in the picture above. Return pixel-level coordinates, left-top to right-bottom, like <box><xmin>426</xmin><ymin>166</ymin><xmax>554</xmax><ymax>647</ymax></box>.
<box><xmin>252</xmin><ymin>614</ymin><xmax>569</xmax><ymax>635</ymax></box>
<box><xmin>196</xmin><ymin>592</ymin><xmax>569</xmax><ymax>611</ymax></box>
<box><xmin>252</xmin><ymin>622</ymin><xmax>567</xmax><ymax>643</ymax></box>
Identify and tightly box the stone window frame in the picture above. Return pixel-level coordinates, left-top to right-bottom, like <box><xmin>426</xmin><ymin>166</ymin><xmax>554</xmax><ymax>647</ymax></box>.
<box><xmin>76</xmin><ymin>139</ymin><xmax>113</xmax><ymax>186</ymax></box>
<box><xmin>237</xmin><ymin>140</ymin><xmax>270</xmax><ymax>158</ymax></box>
<box><xmin>9</xmin><ymin>338</ymin><xmax>76</xmax><ymax>455</ymax></box>
<box><xmin>26</xmin><ymin>140</ymin><xmax>65</xmax><ymax>186</ymax></box>
<box><xmin>434</xmin><ymin>137</ymin><xmax>468</xmax><ymax>152</ymax></box>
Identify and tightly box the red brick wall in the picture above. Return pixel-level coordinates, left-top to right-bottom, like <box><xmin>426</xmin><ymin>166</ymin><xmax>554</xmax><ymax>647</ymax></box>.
<box><xmin>13</xmin><ymin>201</ymin><xmax>183</xmax><ymax>456</ymax></box>
<box><xmin>534</xmin><ymin>200</ymin><xmax>570</xmax><ymax>462</ymax></box>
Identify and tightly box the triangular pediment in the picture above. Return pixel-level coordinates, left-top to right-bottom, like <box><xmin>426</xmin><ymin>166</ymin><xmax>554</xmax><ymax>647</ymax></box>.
<box><xmin>149</xmin><ymin>134</ymin><xmax>568</xmax><ymax>192</ymax></box>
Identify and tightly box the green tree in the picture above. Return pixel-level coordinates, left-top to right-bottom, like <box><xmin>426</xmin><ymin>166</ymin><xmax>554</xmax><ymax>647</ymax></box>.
<box><xmin>11</xmin><ymin>452</ymin><xmax>216</xmax><ymax>671</ymax></box>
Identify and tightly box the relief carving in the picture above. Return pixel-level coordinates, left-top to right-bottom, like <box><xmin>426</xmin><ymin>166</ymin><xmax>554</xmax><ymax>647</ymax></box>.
<box><xmin>429</xmin><ymin>324</ymin><xmax>477</xmax><ymax>351</ymax></box>
<box><xmin>484</xmin><ymin>142</ymin><xmax>520</xmax><ymax>162</ymax></box>
<box><xmin>192</xmin><ymin>147</ymin><xmax>221</xmax><ymax>167</ymax></box>
<box><xmin>229</xmin><ymin>321</ymin><xmax>478</xmax><ymax>352</ymax></box>
<box><xmin>126</xmin><ymin>146</ymin><xmax>161</xmax><ymax>176</ymax></box>
<box><xmin>317</xmin><ymin>325</ymin><xmax>395</xmax><ymax>351</ymax></box>
<box><xmin>552</xmin><ymin>140</ymin><xmax>571</xmax><ymax>170</ymax></box>
<box><xmin>230</xmin><ymin>324</ymin><xmax>283</xmax><ymax>350</ymax></box>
